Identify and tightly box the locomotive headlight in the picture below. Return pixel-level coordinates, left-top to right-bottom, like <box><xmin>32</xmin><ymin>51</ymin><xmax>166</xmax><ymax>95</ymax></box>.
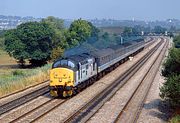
<box><xmin>59</xmin><ymin>78</ymin><xmax>62</xmax><ymax>82</ymax></box>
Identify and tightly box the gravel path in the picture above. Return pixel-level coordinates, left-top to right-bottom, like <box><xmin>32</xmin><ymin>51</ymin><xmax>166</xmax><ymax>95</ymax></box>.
<box><xmin>35</xmin><ymin>38</ymin><xmax>161</xmax><ymax>123</ymax></box>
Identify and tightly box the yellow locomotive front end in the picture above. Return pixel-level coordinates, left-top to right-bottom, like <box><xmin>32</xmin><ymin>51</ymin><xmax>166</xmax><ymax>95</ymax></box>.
<box><xmin>49</xmin><ymin>59</ymin><xmax>76</xmax><ymax>97</ymax></box>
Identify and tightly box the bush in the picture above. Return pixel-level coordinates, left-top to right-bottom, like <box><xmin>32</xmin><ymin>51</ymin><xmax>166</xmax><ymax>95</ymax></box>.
<box><xmin>12</xmin><ymin>70</ymin><xmax>24</xmax><ymax>76</ymax></box>
<box><xmin>160</xmin><ymin>36</ymin><xmax>180</xmax><ymax>109</ymax></box>
<box><xmin>170</xmin><ymin>115</ymin><xmax>180</xmax><ymax>123</ymax></box>
<box><xmin>160</xmin><ymin>74</ymin><xmax>180</xmax><ymax>107</ymax></box>
<box><xmin>162</xmin><ymin>48</ymin><xmax>180</xmax><ymax>77</ymax></box>
<box><xmin>173</xmin><ymin>35</ymin><xmax>180</xmax><ymax>48</ymax></box>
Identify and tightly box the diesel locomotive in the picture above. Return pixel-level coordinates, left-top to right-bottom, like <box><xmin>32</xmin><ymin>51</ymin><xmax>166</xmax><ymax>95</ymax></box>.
<box><xmin>49</xmin><ymin>38</ymin><xmax>146</xmax><ymax>97</ymax></box>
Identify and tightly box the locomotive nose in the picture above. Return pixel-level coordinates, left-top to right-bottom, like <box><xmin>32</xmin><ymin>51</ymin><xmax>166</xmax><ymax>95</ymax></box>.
<box><xmin>49</xmin><ymin>68</ymin><xmax>74</xmax><ymax>97</ymax></box>
<box><xmin>50</xmin><ymin>68</ymin><xmax>74</xmax><ymax>86</ymax></box>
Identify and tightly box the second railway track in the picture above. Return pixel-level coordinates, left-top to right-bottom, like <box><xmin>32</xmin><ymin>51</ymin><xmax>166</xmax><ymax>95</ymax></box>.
<box><xmin>0</xmin><ymin>81</ymin><xmax>49</xmax><ymax>116</ymax></box>
<box><xmin>114</xmin><ymin>39</ymin><xmax>168</xmax><ymax>123</ymax></box>
<box><xmin>63</xmin><ymin>39</ymin><xmax>165</xmax><ymax>123</ymax></box>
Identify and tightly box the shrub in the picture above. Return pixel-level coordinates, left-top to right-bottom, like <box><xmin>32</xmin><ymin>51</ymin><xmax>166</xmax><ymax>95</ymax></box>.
<box><xmin>170</xmin><ymin>115</ymin><xmax>180</xmax><ymax>123</ymax></box>
<box><xmin>162</xmin><ymin>48</ymin><xmax>180</xmax><ymax>77</ymax></box>
<box><xmin>160</xmin><ymin>74</ymin><xmax>180</xmax><ymax>107</ymax></box>
<box><xmin>12</xmin><ymin>70</ymin><xmax>24</xmax><ymax>76</ymax></box>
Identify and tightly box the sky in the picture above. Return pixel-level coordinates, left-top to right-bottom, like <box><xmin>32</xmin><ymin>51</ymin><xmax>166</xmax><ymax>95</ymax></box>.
<box><xmin>0</xmin><ymin>0</ymin><xmax>179</xmax><ymax>21</ymax></box>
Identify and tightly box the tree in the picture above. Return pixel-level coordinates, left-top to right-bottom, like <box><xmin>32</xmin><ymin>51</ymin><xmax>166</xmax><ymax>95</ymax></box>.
<box><xmin>102</xmin><ymin>32</ymin><xmax>110</xmax><ymax>41</ymax></box>
<box><xmin>162</xmin><ymin>48</ymin><xmax>180</xmax><ymax>77</ymax></box>
<box><xmin>132</xmin><ymin>25</ymin><xmax>144</xmax><ymax>35</ymax></box>
<box><xmin>50</xmin><ymin>47</ymin><xmax>64</xmax><ymax>61</ymax></box>
<box><xmin>160</xmin><ymin>74</ymin><xmax>180</xmax><ymax>107</ymax></box>
<box><xmin>68</xmin><ymin>19</ymin><xmax>92</xmax><ymax>47</ymax></box>
<box><xmin>122</xmin><ymin>27</ymin><xmax>132</xmax><ymax>36</ymax></box>
<box><xmin>41</xmin><ymin>16</ymin><xmax>64</xmax><ymax>30</ymax></box>
<box><xmin>0</xmin><ymin>37</ymin><xmax>5</xmax><ymax>49</ymax></box>
<box><xmin>41</xmin><ymin>16</ymin><xmax>68</xmax><ymax>48</ymax></box>
<box><xmin>88</xmin><ymin>22</ymin><xmax>100</xmax><ymax>39</ymax></box>
<box><xmin>153</xmin><ymin>26</ymin><xmax>166</xmax><ymax>34</ymax></box>
<box><xmin>42</xmin><ymin>16</ymin><xmax>69</xmax><ymax>60</ymax></box>
<box><xmin>4</xmin><ymin>22</ymin><xmax>54</xmax><ymax>66</ymax></box>
<box><xmin>173</xmin><ymin>35</ymin><xmax>180</xmax><ymax>48</ymax></box>
<box><xmin>4</xmin><ymin>29</ymin><xmax>27</xmax><ymax>64</ymax></box>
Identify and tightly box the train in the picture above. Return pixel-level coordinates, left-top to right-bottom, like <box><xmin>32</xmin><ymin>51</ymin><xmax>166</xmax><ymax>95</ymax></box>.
<box><xmin>49</xmin><ymin>38</ymin><xmax>148</xmax><ymax>97</ymax></box>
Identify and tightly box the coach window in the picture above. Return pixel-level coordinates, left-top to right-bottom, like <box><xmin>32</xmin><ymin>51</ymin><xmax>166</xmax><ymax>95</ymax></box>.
<box><xmin>86</xmin><ymin>65</ymin><xmax>88</xmax><ymax>69</ymax></box>
<box><xmin>93</xmin><ymin>62</ymin><xmax>95</xmax><ymax>71</ymax></box>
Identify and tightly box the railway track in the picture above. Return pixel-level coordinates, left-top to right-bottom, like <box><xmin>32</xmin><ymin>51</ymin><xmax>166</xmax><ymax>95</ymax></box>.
<box><xmin>114</xmin><ymin>39</ymin><xmax>168</xmax><ymax>123</ymax></box>
<box><xmin>0</xmin><ymin>81</ymin><xmax>49</xmax><ymax>115</ymax></box>
<box><xmin>0</xmin><ymin>93</ymin><xmax>69</xmax><ymax>123</ymax></box>
<box><xmin>9</xmin><ymin>98</ymin><xmax>67</xmax><ymax>123</ymax></box>
<box><xmin>62</xmin><ymin>39</ymin><xmax>165</xmax><ymax>123</ymax></box>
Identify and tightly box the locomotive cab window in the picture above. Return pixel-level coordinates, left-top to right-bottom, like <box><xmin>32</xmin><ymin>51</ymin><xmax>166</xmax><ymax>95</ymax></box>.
<box><xmin>68</xmin><ymin>61</ymin><xmax>75</xmax><ymax>68</ymax></box>
<box><xmin>53</xmin><ymin>60</ymin><xmax>75</xmax><ymax>68</ymax></box>
<box><xmin>53</xmin><ymin>61</ymin><xmax>61</xmax><ymax>68</ymax></box>
<box><xmin>61</xmin><ymin>60</ymin><xmax>67</xmax><ymax>66</ymax></box>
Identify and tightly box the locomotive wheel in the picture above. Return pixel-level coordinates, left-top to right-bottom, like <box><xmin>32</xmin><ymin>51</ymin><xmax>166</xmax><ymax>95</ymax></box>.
<box><xmin>50</xmin><ymin>90</ymin><xmax>58</xmax><ymax>97</ymax></box>
<box><xmin>63</xmin><ymin>90</ymin><xmax>73</xmax><ymax>97</ymax></box>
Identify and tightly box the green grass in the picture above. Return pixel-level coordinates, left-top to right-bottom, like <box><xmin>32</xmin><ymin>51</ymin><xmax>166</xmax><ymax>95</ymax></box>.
<box><xmin>170</xmin><ymin>115</ymin><xmax>180</xmax><ymax>123</ymax></box>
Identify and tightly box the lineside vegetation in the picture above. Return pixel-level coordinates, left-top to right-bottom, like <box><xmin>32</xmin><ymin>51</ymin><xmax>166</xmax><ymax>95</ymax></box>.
<box><xmin>160</xmin><ymin>35</ymin><xmax>180</xmax><ymax>123</ymax></box>
<box><xmin>0</xmin><ymin>64</ymin><xmax>51</xmax><ymax>96</ymax></box>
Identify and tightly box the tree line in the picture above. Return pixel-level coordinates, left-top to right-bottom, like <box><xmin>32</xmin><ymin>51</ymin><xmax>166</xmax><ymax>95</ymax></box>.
<box><xmin>4</xmin><ymin>17</ymin><xmax>99</xmax><ymax>66</ymax></box>
<box><xmin>122</xmin><ymin>25</ymin><xmax>168</xmax><ymax>36</ymax></box>
<box><xmin>3</xmin><ymin>16</ymin><xmax>171</xmax><ymax>67</ymax></box>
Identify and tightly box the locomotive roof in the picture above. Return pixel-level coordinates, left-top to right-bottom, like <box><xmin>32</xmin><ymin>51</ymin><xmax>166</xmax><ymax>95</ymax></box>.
<box><xmin>58</xmin><ymin>39</ymin><xmax>144</xmax><ymax>63</ymax></box>
<box><xmin>64</xmin><ymin>53</ymin><xmax>94</xmax><ymax>65</ymax></box>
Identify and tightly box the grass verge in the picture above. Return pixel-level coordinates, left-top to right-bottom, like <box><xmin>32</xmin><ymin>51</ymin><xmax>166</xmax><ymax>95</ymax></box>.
<box><xmin>0</xmin><ymin>64</ymin><xmax>51</xmax><ymax>97</ymax></box>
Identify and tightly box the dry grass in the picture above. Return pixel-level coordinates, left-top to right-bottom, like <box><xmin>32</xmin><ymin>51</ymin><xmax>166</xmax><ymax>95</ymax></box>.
<box><xmin>0</xmin><ymin>49</ymin><xmax>17</xmax><ymax>66</ymax></box>
<box><xmin>0</xmin><ymin>64</ymin><xmax>51</xmax><ymax>97</ymax></box>
<box><xmin>0</xmin><ymin>68</ymin><xmax>49</xmax><ymax>96</ymax></box>
<box><xmin>0</xmin><ymin>49</ymin><xmax>52</xmax><ymax>97</ymax></box>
